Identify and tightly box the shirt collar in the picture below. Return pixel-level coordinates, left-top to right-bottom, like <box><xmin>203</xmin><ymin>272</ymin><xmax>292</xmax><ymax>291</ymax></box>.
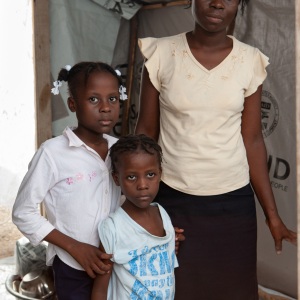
<box><xmin>63</xmin><ymin>126</ymin><xmax>116</xmax><ymax>149</ymax></box>
<box><xmin>63</xmin><ymin>126</ymin><xmax>85</xmax><ymax>148</ymax></box>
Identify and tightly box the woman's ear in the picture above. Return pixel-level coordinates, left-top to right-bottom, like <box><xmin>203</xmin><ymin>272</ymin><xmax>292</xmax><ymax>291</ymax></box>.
<box><xmin>67</xmin><ymin>97</ymin><xmax>76</xmax><ymax>112</ymax></box>
<box><xmin>112</xmin><ymin>172</ymin><xmax>120</xmax><ymax>186</ymax></box>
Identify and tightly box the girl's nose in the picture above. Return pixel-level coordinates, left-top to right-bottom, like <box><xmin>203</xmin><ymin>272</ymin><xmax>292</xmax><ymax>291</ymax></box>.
<box><xmin>100</xmin><ymin>100</ymin><xmax>111</xmax><ymax>112</ymax></box>
<box><xmin>137</xmin><ymin>178</ymin><xmax>148</xmax><ymax>190</ymax></box>
<box><xmin>210</xmin><ymin>0</ymin><xmax>224</xmax><ymax>9</ymax></box>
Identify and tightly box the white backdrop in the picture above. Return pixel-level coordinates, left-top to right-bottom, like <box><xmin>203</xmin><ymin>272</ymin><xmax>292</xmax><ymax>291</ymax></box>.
<box><xmin>0</xmin><ymin>2</ymin><xmax>36</xmax><ymax>209</ymax></box>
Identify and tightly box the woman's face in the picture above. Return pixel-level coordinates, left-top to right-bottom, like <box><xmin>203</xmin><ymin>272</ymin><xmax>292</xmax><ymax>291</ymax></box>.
<box><xmin>191</xmin><ymin>0</ymin><xmax>239</xmax><ymax>33</ymax></box>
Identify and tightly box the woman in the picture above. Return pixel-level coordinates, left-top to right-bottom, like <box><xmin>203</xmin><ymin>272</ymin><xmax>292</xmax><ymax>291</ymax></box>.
<box><xmin>135</xmin><ymin>0</ymin><xmax>296</xmax><ymax>299</ymax></box>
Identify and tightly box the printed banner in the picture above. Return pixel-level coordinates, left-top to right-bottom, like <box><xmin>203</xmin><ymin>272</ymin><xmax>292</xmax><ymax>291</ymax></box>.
<box><xmin>91</xmin><ymin>0</ymin><xmax>141</xmax><ymax>20</ymax></box>
<box><xmin>234</xmin><ymin>0</ymin><xmax>297</xmax><ymax>297</ymax></box>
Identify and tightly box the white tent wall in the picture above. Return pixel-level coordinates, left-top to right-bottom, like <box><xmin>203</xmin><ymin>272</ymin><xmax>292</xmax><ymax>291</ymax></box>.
<box><xmin>49</xmin><ymin>0</ymin><xmax>297</xmax><ymax>298</ymax></box>
<box><xmin>111</xmin><ymin>6</ymin><xmax>195</xmax><ymax>135</ymax></box>
<box><xmin>50</xmin><ymin>0</ymin><xmax>122</xmax><ymax>137</ymax></box>
<box><xmin>0</xmin><ymin>2</ymin><xmax>36</xmax><ymax>209</ymax></box>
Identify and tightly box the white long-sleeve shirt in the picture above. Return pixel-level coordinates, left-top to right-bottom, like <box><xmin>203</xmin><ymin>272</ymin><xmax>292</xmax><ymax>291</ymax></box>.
<box><xmin>12</xmin><ymin>127</ymin><xmax>121</xmax><ymax>270</ymax></box>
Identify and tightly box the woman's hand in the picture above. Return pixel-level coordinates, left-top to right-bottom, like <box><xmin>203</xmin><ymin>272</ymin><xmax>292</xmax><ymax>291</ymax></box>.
<box><xmin>265</xmin><ymin>216</ymin><xmax>297</xmax><ymax>254</ymax></box>
<box><xmin>174</xmin><ymin>227</ymin><xmax>185</xmax><ymax>255</ymax></box>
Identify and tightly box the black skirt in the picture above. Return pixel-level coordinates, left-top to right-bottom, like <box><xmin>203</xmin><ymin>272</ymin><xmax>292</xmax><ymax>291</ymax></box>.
<box><xmin>156</xmin><ymin>182</ymin><xmax>258</xmax><ymax>300</ymax></box>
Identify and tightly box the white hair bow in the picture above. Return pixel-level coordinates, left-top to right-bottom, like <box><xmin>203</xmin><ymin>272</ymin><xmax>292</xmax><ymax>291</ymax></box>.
<box><xmin>51</xmin><ymin>65</ymin><xmax>72</xmax><ymax>95</ymax></box>
<box><xmin>51</xmin><ymin>80</ymin><xmax>62</xmax><ymax>95</ymax></box>
<box><xmin>119</xmin><ymin>85</ymin><xmax>128</xmax><ymax>101</ymax></box>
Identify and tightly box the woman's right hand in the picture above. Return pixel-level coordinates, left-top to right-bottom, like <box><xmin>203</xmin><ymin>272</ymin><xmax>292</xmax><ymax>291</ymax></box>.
<box><xmin>265</xmin><ymin>216</ymin><xmax>297</xmax><ymax>255</ymax></box>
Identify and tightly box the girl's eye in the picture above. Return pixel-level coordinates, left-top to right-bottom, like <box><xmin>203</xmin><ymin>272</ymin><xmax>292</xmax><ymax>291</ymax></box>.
<box><xmin>147</xmin><ymin>172</ymin><xmax>155</xmax><ymax>178</ymax></box>
<box><xmin>89</xmin><ymin>97</ymin><xmax>99</xmax><ymax>104</ymax></box>
<box><xmin>109</xmin><ymin>96</ymin><xmax>118</xmax><ymax>103</ymax></box>
<box><xmin>127</xmin><ymin>175</ymin><xmax>136</xmax><ymax>181</ymax></box>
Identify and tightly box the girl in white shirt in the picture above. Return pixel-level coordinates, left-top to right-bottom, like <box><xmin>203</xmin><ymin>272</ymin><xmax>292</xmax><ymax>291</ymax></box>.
<box><xmin>12</xmin><ymin>61</ymin><xmax>127</xmax><ymax>299</ymax></box>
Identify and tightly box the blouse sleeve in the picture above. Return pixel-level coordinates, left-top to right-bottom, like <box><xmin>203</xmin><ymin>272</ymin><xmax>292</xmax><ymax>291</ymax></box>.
<box><xmin>12</xmin><ymin>147</ymin><xmax>56</xmax><ymax>246</ymax></box>
<box><xmin>98</xmin><ymin>217</ymin><xmax>115</xmax><ymax>255</ymax></box>
<box><xmin>138</xmin><ymin>37</ymin><xmax>161</xmax><ymax>92</ymax></box>
<box><xmin>245</xmin><ymin>48</ymin><xmax>270</xmax><ymax>97</ymax></box>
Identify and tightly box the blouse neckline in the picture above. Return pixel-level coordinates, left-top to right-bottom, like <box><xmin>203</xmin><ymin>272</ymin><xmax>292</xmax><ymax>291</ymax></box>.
<box><xmin>182</xmin><ymin>32</ymin><xmax>236</xmax><ymax>73</ymax></box>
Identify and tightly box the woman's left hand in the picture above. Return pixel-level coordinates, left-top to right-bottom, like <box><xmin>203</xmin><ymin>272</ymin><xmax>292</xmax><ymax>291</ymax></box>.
<box><xmin>265</xmin><ymin>216</ymin><xmax>297</xmax><ymax>254</ymax></box>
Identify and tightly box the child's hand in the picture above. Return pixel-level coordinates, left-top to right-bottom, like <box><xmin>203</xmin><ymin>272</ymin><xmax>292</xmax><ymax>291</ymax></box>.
<box><xmin>69</xmin><ymin>241</ymin><xmax>113</xmax><ymax>278</ymax></box>
<box><xmin>174</xmin><ymin>227</ymin><xmax>185</xmax><ymax>255</ymax></box>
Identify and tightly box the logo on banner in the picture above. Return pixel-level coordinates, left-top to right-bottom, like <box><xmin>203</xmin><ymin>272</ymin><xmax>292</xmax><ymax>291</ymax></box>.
<box><xmin>261</xmin><ymin>90</ymin><xmax>279</xmax><ymax>138</ymax></box>
<box><xmin>91</xmin><ymin>0</ymin><xmax>141</xmax><ymax>20</ymax></box>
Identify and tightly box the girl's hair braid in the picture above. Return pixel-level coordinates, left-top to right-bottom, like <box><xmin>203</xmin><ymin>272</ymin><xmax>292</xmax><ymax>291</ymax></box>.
<box><xmin>110</xmin><ymin>134</ymin><xmax>163</xmax><ymax>173</ymax></box>
<box><xmin>56</xmin><ymin>61</ymin><xmax>123</xmax><ymax>99</ymax></box>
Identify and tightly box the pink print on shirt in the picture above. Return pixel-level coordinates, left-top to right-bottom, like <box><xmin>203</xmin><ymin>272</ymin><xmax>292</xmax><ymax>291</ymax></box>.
<box><xmin>66</xmin><ymin>178</ymin><xmax>74</xmax><ymax>185</ymax></box>
<box><xmin>89</xmin><ymin>171</ymin><xmax>97</xmax><ymax>182</ymax></box>
<box><xmin>66</xmin><ymin>171</ymin><xmax>97</xmax><ymax>185</ymax></box>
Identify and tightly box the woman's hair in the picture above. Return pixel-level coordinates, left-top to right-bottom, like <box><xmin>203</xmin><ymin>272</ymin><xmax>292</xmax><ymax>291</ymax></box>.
<box><xmin>110</xmin><ymin>134</ymin><xmax>163</xmax><ymax>173</ymax></box>
<box><xmin>55</xmin><ymin>62</ymin><xmax>123</xmax><ymax>99</ymax></box>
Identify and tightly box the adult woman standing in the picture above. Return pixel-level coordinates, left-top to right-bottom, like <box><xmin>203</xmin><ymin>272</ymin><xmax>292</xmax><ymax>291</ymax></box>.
<box><xmin>135</xmin><ymin>0</ymin><xmax>296</xmax><ymax>299</ymax></box>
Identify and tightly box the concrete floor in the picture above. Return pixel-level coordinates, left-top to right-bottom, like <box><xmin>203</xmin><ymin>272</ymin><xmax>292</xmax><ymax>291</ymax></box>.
<box><xmin>0</xmin><ymin>255</ymin><xmax>295</xmax><ymax>300</ymax></box>
<box><xmin>0</xmin><ymin>256</ymin><xmax>18</xmax><ymax>300</ymax></box>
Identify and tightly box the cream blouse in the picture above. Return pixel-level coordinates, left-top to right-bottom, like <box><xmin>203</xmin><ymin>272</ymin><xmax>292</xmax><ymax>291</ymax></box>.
<box><xmin>138</xmin><ymin>33</ymin><xmax>269</xmax><ymax>195</ymax></box>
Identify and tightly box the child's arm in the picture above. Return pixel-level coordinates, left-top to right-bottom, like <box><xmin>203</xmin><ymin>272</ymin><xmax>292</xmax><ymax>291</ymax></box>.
<box><xmin>91</xmin><ymin>243</ymin><xmax>113</xmax><ymax>300</ymax></box>
<box><xmin>12</xmin><ymin>148</ymin><xmax>113</xmax><ymax>278</ymax></box>
<box><xmin>45</xmin><ymin>229</ymin><xmax>112</xmax><ymax>278</ymax></box>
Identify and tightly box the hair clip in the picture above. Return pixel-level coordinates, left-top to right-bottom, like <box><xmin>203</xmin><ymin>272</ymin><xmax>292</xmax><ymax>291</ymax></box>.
<box><xmin>119</xmin><ymin>85</ymin><xmax>128</xmax><ymax>101</ymax></box>
<box><xmin>51</xmin><ymin>80</ymin><xmax>62</xmax><ymax>95</ymax></box>
<box><xmin>115</xmin><ymin>69</ymin><xmax>121</xmax><ymax>76</ymax></box>
<box><xmin>65</xmin><ymin>65</ymin><xmax>72</xmax><ymax>71</ymax></box>
<box><xmin>51</xmin><ymin>64</ymin><xmax>72</xmax><ymax>95</ymax></box>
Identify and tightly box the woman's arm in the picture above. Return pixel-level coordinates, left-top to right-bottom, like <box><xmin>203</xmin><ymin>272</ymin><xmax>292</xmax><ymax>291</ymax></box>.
<box><xmin>241</xmin><ymin>85</ymin><xmax>296</xmax><ymax>253</ymax></box>
<box><xmin>91</xmin><ymin>243</ymin><xmax>113</xmax><ymax>300</ymax></box>
<box><xmin>134</xmin><ymin>64</ymin><xmax>160</xmax><ymax>141</ymax></box>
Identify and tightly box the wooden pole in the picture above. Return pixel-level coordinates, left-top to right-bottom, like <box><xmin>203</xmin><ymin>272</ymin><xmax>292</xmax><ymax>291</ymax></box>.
<box><xmin>121</xmin><ymin>15</ymin><xmax>138</xmax><ymax>136</ymax></box>
<box><xmin>296</xmin><ymin>0</ymin><xmax>300</xmax><ymax>295</ymax></box>
<box><xmin>33</xmin><ymin>0</ymin><xmax>51</xmax><ymax>217</ymax></box>
<box><xmin>33</xmin><ymin>0</ymin><xmax>52</xmax><ymax>147</ymax></box>
<box><xmin>141</xmin><ymin>0</ymin><xmax>190</xmax><ymax>10</ymax></box>
<box><xmin>121</xmin><ymin>1</ymin><xmax>190</xmax><ymax>135</ymax></box>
